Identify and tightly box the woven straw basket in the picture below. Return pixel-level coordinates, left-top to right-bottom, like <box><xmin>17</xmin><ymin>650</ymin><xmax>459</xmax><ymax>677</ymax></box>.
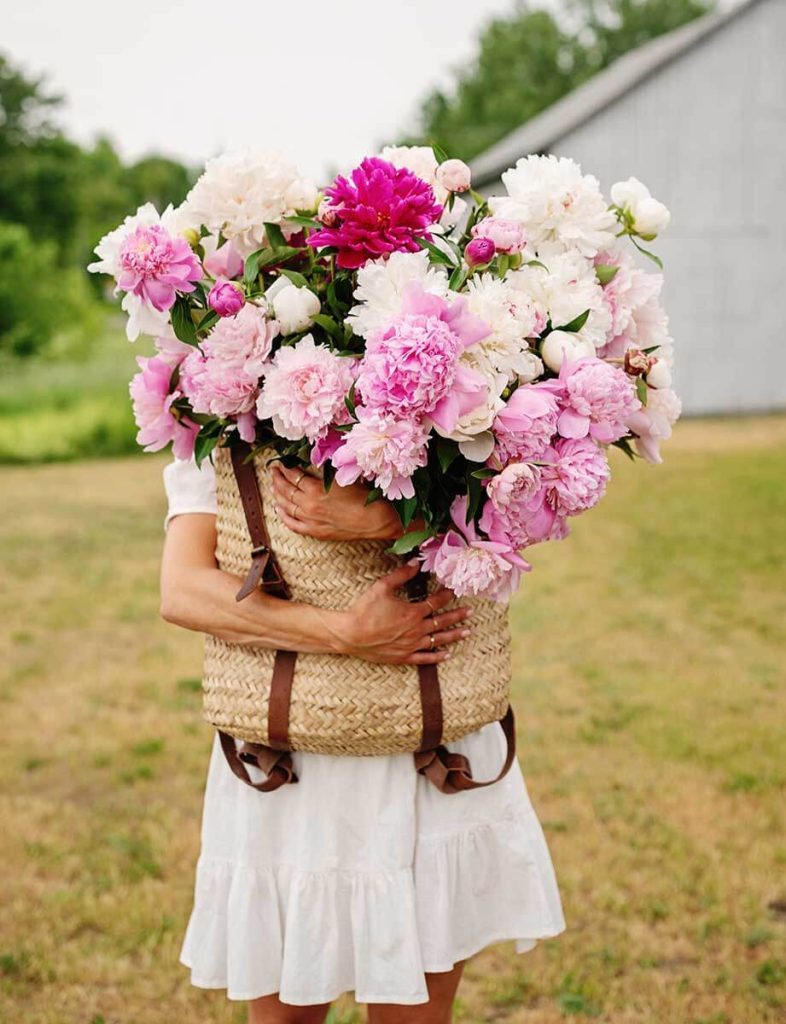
<box><xmin>202</xmin><ymin>443</ymin><xmax>512</xmax><ymax>756</ymax></box>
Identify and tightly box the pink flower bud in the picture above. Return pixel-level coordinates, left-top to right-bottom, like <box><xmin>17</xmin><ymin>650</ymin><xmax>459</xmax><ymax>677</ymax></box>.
<box><xmin>208</xmin><ymin>280</ymin><xmax>245</xmax><ymax>318</ymax></box>
<box><xmin>204</xmin><ymin>240</ymin><xmax>244</xmax><ymax>280</ymax></box>
<box><xmin>436</xmin><ymin>158</ymin><xmax>472</xmax><ymax>193</ymax></box>
<box><xmin>465</xmin><ymin>237</ymin><xmax>495</xmax><ymax>267</ymax></box>
<box><xmin>471</xmin><ymin>217</ymin><xmax>527</xmax><ymax>255</ymax></box>
<box><xmin>317</xmin><ymin>198</ymin><xmax>340</xmax><ymax>227</ymax></box>
<box><xmin>623</xmin><ymin>348</ymin><xmax>654</xmax><ymax>376</ymax></box>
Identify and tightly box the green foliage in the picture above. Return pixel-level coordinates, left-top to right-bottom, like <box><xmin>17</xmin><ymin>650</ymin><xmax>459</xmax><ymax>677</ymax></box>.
<box><xmin>403</xmin><ymin>0</ymin><xmax>712</xmax><ymax>160</ymax></box>
<box><xmin>0</xmin><ymin>221</ymin><xmax>100</xmax><ymax>360</ymax></box>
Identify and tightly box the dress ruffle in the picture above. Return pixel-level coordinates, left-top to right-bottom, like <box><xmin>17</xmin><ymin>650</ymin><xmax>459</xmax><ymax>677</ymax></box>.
<box><xmin>180</xmin><ymin>722</ymin><xmax>565</xmax><ymax>1006</ymax></box>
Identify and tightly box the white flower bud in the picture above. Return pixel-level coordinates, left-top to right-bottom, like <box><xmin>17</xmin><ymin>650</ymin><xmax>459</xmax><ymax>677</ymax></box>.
<box><xmin>646</xmin><ymin>357</ymin><xmax>672</xmax><ymax>389</ymax></box>
<box><xmin>436</xmin><ymin>158</ymin><xmax>472</xmax><ymax>193</ymax></box>
<box><xmin>270</xmin><ymin>283</ymin><xmax>321</xmax><ymax>335</ymax></box>
<box><xmin>541</xmin><ymin>330</ymin><xmax>595</xmax><ymax>372</ymax></box>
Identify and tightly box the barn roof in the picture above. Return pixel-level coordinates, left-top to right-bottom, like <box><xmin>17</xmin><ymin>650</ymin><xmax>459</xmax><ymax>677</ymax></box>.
<box><xmin>470</xmin><ymin>0</ymin><xmax>765</xmax><ymax>187</ymax></box>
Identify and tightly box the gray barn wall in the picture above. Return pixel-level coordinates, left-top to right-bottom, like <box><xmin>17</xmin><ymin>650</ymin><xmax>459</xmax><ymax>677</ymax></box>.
<box><xmin>483</xmin><ymin>0</ymin><xmax>786</xmax><ymax>415</ymax></box>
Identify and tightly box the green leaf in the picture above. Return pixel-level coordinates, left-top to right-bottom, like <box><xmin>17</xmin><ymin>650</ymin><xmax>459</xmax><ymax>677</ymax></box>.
<box><xmin>312</xmin><ymin>313</ymin><xmax>342</xmax><ymax>341</ymax></box>
<box><xmin>284</xmin><ymin>214</ymin><xmax>321</xmax><ymax>229</ymax></box>
<box><xmin>243</xmin><ymin>250</ymin><xmax>262</xmax><ymax>285</ymax></box>
<box><xmin>414</xmin><ymin>236</ymin><xmax>456</xmax><ymax>267</ymax></box>
<box><xmin>279</xmin><ymin>268</ymin><xmax>309</xmax><ymax>289</ymax></box>
<box><xmin>595</xmin><ymin>263</ymin><xmax>620</xmax><ymax>286</ymax></box>
<box><xmin>194</xmin><ymin>429</ymin><xmax>220</xmax><ymax>468</ymax></box>
<box><xmin>322</xmin><ymin>460</ymin><xmax>336</xmax><ymax>491</ymax></box>
<box><xmin>470</xmin><ymin>468</ymin><xmax>496</xmax><ymax>479</ymax></box>
<box><xmin>263</xmin><ymin>222</ymin><xmax>286</xmax><ymax>249</ymax></box>
<box><xmin>436</xmin><ymin>436</ymin><xmax>459</xmax><ymax>473</ymax></box>
<box><xmin>257</xmin><ymin>245</ymin><xmax>303</xmax><ymax>269</ymax></box>
<box><xmin>364</xmin><ymin>486</ymin><xmax>383</xmax><ymax>506</ymax></box>
<box><xmin>466</xmin><ymin>472</ymin><xmax>484</xmax><ymax>522</ymax></box>
<box><xmin>197</xmin><ymin>309</ymin><xmax>219</xmax><ymax>335</ymax></box>
<box><xmin>399</xmin><ymin>495</ymin><xmax>418</xmax><ymax>528</ymax></box>
<box><xmin>390</xmin><ymin>527</ymin><xmax>435</xmax><ymax>556</ymax></box>
<box><xmin>497</xmin><ymin>253</ymin><xmax>510</xmax><ymax>278</ymax></box>
<box><xmin>612</xmin><ymin>436</ymin><xmax>638</xmax><ymax>461</ymax></box>
<box><xmin>636</xmin><ymin>376</ymin><xmax>649</xmax><ymax>406</ymax></box>
<box><xmin>524</xmin><ymin>259</ymin><xmax>548</xmax><ymax>271</ymax></box>
<box><xmin>448</xmin><ymin>265</ymin><xmax>468</xmax><ymax>291</ymax></box>
<box><xmin>344</xmin><ymin>380</ymin><xmax>357</xmax><ymax>418</ymax></box>
<box><xmin>430</xmin><ymin>141</ymin><xmax>449</xmax><ymax>164</ymax></box>
<box><xmin>171</xmin><ymin>296</ymin><xmax>198</xmax><ymax>344</ymax></box>
<box><xmin>555</xmin><ymin>309</ymin><xmax>590</xmax><ymax>333</ymax></box>
<box><xmin>630</xmin><ymin>236</ymin><xmax>664</xmax><ymax>269</ymax></box>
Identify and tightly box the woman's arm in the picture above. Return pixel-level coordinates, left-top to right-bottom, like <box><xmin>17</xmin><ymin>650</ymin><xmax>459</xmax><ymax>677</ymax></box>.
<box><xmin>160</xmin><ymin>512</ymin><xmax>471</xmax><ymax>665</ymax></box>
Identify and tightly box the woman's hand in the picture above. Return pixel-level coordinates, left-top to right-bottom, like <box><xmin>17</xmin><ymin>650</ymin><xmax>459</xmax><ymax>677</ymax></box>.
<box><xmin>271</xmin><ymin>462</ymin><xmax>408</xmax><ymax>542</ymax></box>
<box><xmin>322</xmin><ymin>562</ymin><xmax>473</xmax><ymax>665</ymax></box>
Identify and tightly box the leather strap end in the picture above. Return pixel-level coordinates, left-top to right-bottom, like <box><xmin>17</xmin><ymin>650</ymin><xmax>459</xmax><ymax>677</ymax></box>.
<box><xmin>235</xmin><ymin>552</ymin><xmax>271</xmax><ymax>602</ymax></box>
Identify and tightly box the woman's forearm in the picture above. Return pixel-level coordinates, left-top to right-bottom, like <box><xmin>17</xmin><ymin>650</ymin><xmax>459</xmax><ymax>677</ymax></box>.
<box><xmin>160</xmin><ymin>564</ymin><xmax>350</xmax><ymax>654</ymax></box>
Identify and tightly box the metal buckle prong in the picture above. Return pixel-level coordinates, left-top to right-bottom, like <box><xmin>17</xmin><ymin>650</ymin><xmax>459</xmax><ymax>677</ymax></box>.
<box><xmin>250</xmin><ymin>543</ymin><xmax>269</xmax><ymax>557</ymax></box>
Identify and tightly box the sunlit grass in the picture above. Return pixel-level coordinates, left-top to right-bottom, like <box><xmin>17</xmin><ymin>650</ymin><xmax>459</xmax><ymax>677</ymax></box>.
<box><xmin>0</xmin><ymin>416</ymin><xmax>784</xmax><ymax>1022</ymax></box>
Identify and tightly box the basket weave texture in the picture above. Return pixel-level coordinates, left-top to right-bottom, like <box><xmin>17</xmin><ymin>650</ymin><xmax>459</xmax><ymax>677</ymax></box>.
<box><xmin>202</xmin><ymin>444</ymin><xmax>512</xmax><ymax>755</ymax></box>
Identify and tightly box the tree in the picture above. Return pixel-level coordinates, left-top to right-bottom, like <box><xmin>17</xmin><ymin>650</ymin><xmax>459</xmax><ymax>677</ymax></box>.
<box><xmin>403</xmin><ymin>0</ymin><xmax>712</xmax><ymax>161</ymax></box>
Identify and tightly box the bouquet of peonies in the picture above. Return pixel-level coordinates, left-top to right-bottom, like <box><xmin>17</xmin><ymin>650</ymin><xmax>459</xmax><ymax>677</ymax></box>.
<box><xmin>89</xmin><ymin>145</ymin><xmax>680</xmax><ymax>601</ymax></box>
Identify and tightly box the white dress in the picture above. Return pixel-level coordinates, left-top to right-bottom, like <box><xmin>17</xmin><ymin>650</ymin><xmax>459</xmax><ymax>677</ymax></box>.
<box><xmin>163</xmin><ymin>455</ymin><xmax>566</xmax><ymax>1007</ymax></box>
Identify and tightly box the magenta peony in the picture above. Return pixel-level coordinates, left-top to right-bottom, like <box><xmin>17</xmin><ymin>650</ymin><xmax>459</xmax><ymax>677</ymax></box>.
<box><xmin>357</xmin><ymin>283</ymin><xmax>489</xmax><ymax>434</ymax></box>
<box><xmin>330</xmin><ymin>408</ymin><xmax>430</xmax><ymax>500</ymax></box>
<box><xmin>117</xmin><ymin>224</ymin><xmax>202</xmax><ymax>311</ymax></box>
<box><xmin>491</xmin><ymin>384</ymin><xmax>560</xmax><ymax>464</ymax></box>
<box><xmin>256</xmin><ymin>335</ymin><xmax>356</xmax><ymax>442</ymax></box>
<box><xmin>465</xmin><ymin>237</ymin><xmax>495</xmax><ymax>266</ymax></box>
<box><xmin>129</xmin><ymin>356</ymin><xmax>199</xmax><ymax>459</ymax></box>
<box><xmin>307</xmin><ymin>157</ymin><xmax>443</xmax><ymax>270</ymax></box>
<box><xmin>550</xmin><ymin>356</ymin><xmax>641</xmax><ymax>443</ymax></box>
<box><xmin>208</xmin><ymin>279</ymin><xmax>245</xmax><ymax>317</ymax></box>
<box><xmin>420</xmin><ymin>496</ymin><xmax>530</xmax><ymax>602</ymax></box>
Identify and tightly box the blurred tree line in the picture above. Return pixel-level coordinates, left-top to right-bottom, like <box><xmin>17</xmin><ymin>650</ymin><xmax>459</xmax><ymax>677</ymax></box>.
<box><xmin>0</xmin><ymin>54</ymin><xmax>193</xmax><ymax>361</ymax></box>
<box><xmin>404</xmin><ymin>0</ymin><xmax>712</xmax><ymax>159</ymax></box>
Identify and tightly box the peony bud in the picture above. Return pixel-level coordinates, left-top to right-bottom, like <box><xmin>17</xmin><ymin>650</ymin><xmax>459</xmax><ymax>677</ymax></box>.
<box><xmin>285</xmin><ymin>178</ymin><xmax>319</xmax><ymax>212</ymax></box>
<box><xmin>181</xmin><ymin>228</ymin><xmax>200</xmax><ymax>248</ymax></box>
<box><xmin>471</xmin><ymin>217</ymin><xmax>527</xmax><ymax>255</ymax></box>
<box><xmin>541</xmin><ymin>330</ymin><xmax>595</xmax><ymax>372</ymax></box>
<box><xmin>646</xmin><ymin>357</ymin><xmax>672</xmax><ymax>389</ymax></box>
<box><xmin>270</xmin><ymin>282</ymin><xmax>321</xmax><ymax>335</ymax></box>
<box><xmin>204</xmin><ymin>239</ymin><xmax>244</xmax><ymax>280</ymax></box>
<box><xmin>317</xmin><ymin>198</ymin><xmax>340</xmax><ymax>227</ymax></box>
<box><xmin>208</xmin><ymin>280</ymin><xmax>245</xmax><ymax>318</ymax></box>
<box><xmin>436</xmin><ymin>158</ymin><xmax>472</xmax><ymax>193</ymax></box>
<box><xmin>465</xmin><ymin>237</ymin><xmax>495</xmax><ymax>267</ymax></box>
<box><xmin>611</xmin><ymin>176</ymin><xmax>670</xmax><ymax>238</ymax></box>
<box><xmin>624</xmin><ymin>348</ymin><xmax>654</xmax><ymax>376</ymax></box>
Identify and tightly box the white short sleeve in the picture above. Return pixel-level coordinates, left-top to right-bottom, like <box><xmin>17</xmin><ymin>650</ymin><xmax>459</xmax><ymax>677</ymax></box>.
<box><xmin>162</xmin><ymin>455</ymin><xmax>218</xmax><ymax>531</ymax></box>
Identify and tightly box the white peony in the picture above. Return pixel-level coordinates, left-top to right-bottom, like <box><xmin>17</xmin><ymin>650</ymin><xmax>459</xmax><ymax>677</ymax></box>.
<box><xmin>517</xmin><ymin>349</ymin><xmax>545</xmax><ymax>384</ymax></box>
<box><xmin>284</xmin><ymin>178</ymin><xmax>319</xmax><ymax>212</ymax></box>
<box><xmin>347</xmin><ymin>250</ymin><xmax>449</xmax><ymax>338</ymax></box>
<box><xmin>266</xmin><ymin>278</ymin><xmax>321</xmax><ymax>335</ymax></box>
<box><xmin>464</xmin><ymin>273</ymin><xmax>541</xmax><ymax>382</ymax></box>
<box><xmin>184</xmin><ymin>149</ymin><xmax>303</xmax><ymax>258</ymax></box>
<box><xmin>540</xmin><ymin>330</ymin><xmax>596</xmax><ymax>372</ymax></box>
<box><xmin>380</xmin><ymin>144</ymin><xmax>448</xmax><ymax>204</ymax></box>
<box><xmin>611</xmin><ymin>177</ymin><xmax>670</xmax><ymax>237</ymax></box>
<box><xmin>489</xmin><ymin>155</ymin><xmax>617</xmax><ymax>258</ymax></box>
<box><xmin>508</xmin><ymin>250</ymin><xmax>612</xmax><ymax>350</ymax></box>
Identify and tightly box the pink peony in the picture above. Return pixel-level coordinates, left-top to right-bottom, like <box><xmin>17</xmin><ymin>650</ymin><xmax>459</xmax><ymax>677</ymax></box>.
<box><xmin>117</xmin><ymin>224</ymin><xmax>201</xmax><ymax>311</ymax></box>
<box><xmin>465</xmin><ymin>237</ymin><xmax>495</xmax><ymax>266</ymax></box>
<box><xmin>471</xmin><ymin>217</ymin><xmax>527</xmax><ymax>255</ymax></box>
<box><xmin>420</xmin><ymin>496</ymin><xmax>530</xmax><ymax>602</ymax></box>
<box><xmin>550</xmin><ymin>356</ymin><xmax>641</xmax><ymax>444</ymax></box>
<box><xmin>357</xmin><ymin>283</ymin><xmax>489</xmax><ymax>434</ymax></box>
<box><xmin>208</xmin><ymin>279</ymin><xmax>245</xmax><ymax>317</ymax></box>
<box><xmin>153</xmin><ymin>330</ymin><xmax>193</xmax><ymax>366</ymax></box>
<box><xmin>491</xmin><ymin>384</ymin><xmax>560</xmax><ymax>464</ymax></box>
<box><xmin>256</xmin><ymin>335</ymin><xmax>356</xmax><ymax>442</ymax></box>
<box><xmin>179</xmin><ymin>304</ymin><xmax>278</xmax><ymax>425</ymax></box>
<box><xmin>129</xmin><ymin>355</ymin><xmax>199</xmax><ymax>459</ymax></box>
<box><xmin>625</xmin><ymin>387</ymin><xmax>681</xmax><ymax>464</ymax></box>
<box><xmin>541</xmin><ymin>437</ymin><xmax>611</xmax><ymax>516</ymax></box>
<box><xmin>479</xmin><ymin>462</ymin><xmax>561</xmax><ymax>548</ymax></box>
<box><xmin>330</xmin><ymin>408</ymin><xmax>430</xmax><ymax>500</ymax></box>
<box><xmin>307</xmin><ymin>157</ymin><xmax>443</xmax><ymax>270</ymax></box>
<box><xmin>204</xmin><ymin>239</ymin><xmax>244</xmax><ymax>280</ymax></box>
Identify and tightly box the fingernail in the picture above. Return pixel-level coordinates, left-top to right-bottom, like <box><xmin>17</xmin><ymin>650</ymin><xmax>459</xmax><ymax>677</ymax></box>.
<box><xmin>461</xmin><ymin>629</ymin><xmax>471</xmax><ymax>638</ymax></box>
<box><xmin>465</xmin><ymin>608</ymin><xmax>473</xmax><ymax>618</ymax></box>
<box><xmin>442</xmin><ymin>652</ymin><xmax>451</xmax><ymax>660</ymax></box>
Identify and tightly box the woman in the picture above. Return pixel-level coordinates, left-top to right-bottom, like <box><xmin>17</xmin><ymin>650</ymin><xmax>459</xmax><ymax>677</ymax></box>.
<box><xmin>160</xmin><ymin>452</ymin><xmax>565</xmax><ymax>1024</ymax></box>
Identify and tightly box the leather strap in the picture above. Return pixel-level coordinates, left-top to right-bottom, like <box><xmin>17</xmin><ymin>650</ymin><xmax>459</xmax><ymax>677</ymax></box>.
<box><xmin>405</xmin><ymin>569</ymin><xmax>444</xmax><ymax>751</ymax></box>
<box><xmin>230</xmin><ymin>442</ymin><xmax>290</xmax><ymax>601</ymax></box>
<box><xmin>219</xmin><ymin>730</ymin><xmax>297</xmax><ymax>792</ymax></box>
<box><xmin>413</xmin><ymin>705</ymin><xmax>517</xmax><ymax>795</ymax></box>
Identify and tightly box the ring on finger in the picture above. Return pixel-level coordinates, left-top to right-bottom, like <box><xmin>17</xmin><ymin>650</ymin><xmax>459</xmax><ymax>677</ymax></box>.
<box><xmin>429</xmin><ymin>634</ymin><xmax>436</xmax><ymax>650</ymax></box>
<box><xmin>295</xmin><ymin>471</ymin><xmax>305</xmax><ymax>487</ymax></box>
<box><xmin>425</xmin><ymin>597</ymin><xmax>436</xmax><ymax>614</ymax></box>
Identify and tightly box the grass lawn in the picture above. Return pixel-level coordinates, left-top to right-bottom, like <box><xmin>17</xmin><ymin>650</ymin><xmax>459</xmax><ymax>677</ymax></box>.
<box><xmin>0</xmin><ymin>416</ymin><xmax>784</xmax><ymax>1023</ymax></box>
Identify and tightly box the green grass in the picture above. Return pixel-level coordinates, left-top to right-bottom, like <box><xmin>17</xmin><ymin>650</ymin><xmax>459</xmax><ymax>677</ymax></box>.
<box><xmin>0</xmin><ymin>416</ymin><xmax>784</xmax><ymax>1023</ymax></box>
<box><xmin>0</xmin><ymin>323</ymin><xmax>140</xmax><ymax>463</ymax></box>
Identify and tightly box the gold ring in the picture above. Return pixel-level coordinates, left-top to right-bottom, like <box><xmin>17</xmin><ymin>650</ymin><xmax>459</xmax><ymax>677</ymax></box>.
<box><xmin>429</xmin><ymin>634</ymin><xmax>436</xmax><ymax>650</ymax></box>
<box><xmin>295</xmin><ymin>471</ymin><xmax>305</xmax><ymax>487</ymax></box>
<box><xmin>425</xmin><ymin>597</ymin><xmax>436</xmax><ymax>614</ymax></box>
